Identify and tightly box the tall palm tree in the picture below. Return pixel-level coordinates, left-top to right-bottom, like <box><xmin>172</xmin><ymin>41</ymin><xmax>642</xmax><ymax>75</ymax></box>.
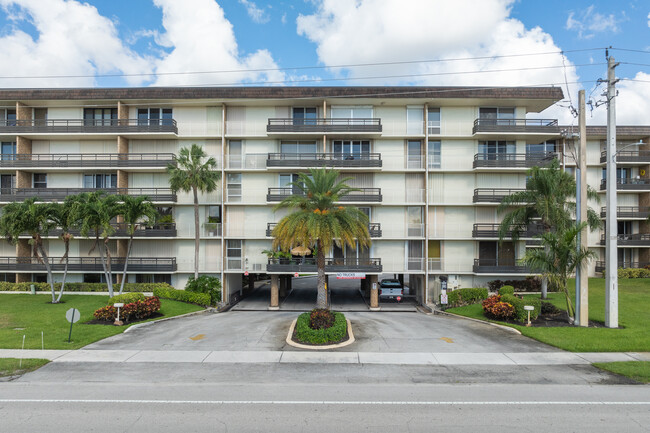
<box><xmin>168</xmin><ymin>144</ymin><xmax>220</xmax><ymax>279</ymax></box>
<box><xmin>116</xmin><ymin>195</ymin><xmax>158</xmax><ymax>295</ymax></box>
<box><xmin>272</xmin><ymin>168</ymin><xmax>371</xmax><ymax>310</ymax></box>
<box><xmin>47</xmin><ymin>197</ymin><xmax>82</xmax><ymax>302</ymax></box>
<box><xmin>0</xmin><ymin>198</ymin><xmax>58</xmax><ymax>302</ymax></box>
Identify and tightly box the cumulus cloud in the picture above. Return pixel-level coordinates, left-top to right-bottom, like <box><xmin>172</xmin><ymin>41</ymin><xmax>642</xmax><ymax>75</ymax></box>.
<box><xmin>238</xmin><ymin>0</ymin><xmax>270</xmax><ymax>24</ymax></box>
<box><xmin>566</xmin><ymin>5</ymin><xmax>621</xmax><ymax>39</ymax></box>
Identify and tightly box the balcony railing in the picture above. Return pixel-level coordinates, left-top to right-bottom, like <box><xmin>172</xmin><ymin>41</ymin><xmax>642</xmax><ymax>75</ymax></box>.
<box><xmin>0</xmin><ymin>188</ymin><xmax>177</xmax><ymax>202</ymax></box>
<box><xmin>472</xmin><ymin>223</ymin><xmax>545</xmax><ymax>239</ymax></box>
<box><xmin>203</xmin><ymin>223</ymin><xmax>222</xmax><ymax>237</ymax></box>
<box><xmin>600</xmin><ymin>206</ymin><xmax>650</xmax><ymax>219</ymax></box>
<box><xmin>473</xmin><ymin>188</ymin><xmax>525</xmax><ymax>203</ymax></box>
<box><xmin>600</xmin><ymin>178</ymin><xmax>650</xmax><ymax>191</ymax></box>
<box><xmin>599</xmin><ymin>233</ymin><xmax>650</xmax><ymax>246</ymax></box>
<box><xmin>595</xmin><ymin>261</ymin><xmax>650</xmax><ymax>273</ymax></box>
<box><xmin>427</xmin><ymin>258</ymin><xmax>442</xmax><ymax>271</ymax></box>
<box><xmin>0</xmin><ymin>153</ymin><xmax>175</xmax><ymax>168</ymax></box>
<box><xmin>0</xmin><ymin>118</ymin><xmax>178</xmax><ymax>134</ymax></box>
<box><xmin>42</xmin><ymin>223</ymin><xmax>177</xmax><ymax>238</ymax></box>
<box><xmin>266</xmin><ymin>222</ymin><xmax>381</xmax><ymax>238</ymax></box>
<box><xmin>0</xmin><ymin>257</ymin><xmax>177</xmax><ymax>272</ymax></box>
<box><xmin>473</xmin><ymin>259</ymin><xmax>530</xmax><ymax>274</ymax></box>
<box><xmin>266</xmin><ymin>153</ymin><xmax>382</xmax><ymax>168</ymax></box>
<box><xmin>472</xmin><ymin>118</ymin><xmax>559</xmax><ymax>135</ymax></box>
<box><xmin>600</xmin><ymin>150</ymin><xmax>650</xmax><ymax>164</ymax></box>
<box><xmin>267</xmin><ymin>257</ymin><xmax>382</xmax><ymax>273</ymax></box>
<box><xmin>267</xmin><ymin>118</ymin><xmax>382</xmax><ymax>133</ymax></box>
<box><xmin>267</xmin><ymin>187</ymin><xmax>382</xmax><ymax>202</ymax></box>
<box><xmin>472</xmin><ymin>152</ymin><xmax>555</xmax><ymax>168</ymax></box>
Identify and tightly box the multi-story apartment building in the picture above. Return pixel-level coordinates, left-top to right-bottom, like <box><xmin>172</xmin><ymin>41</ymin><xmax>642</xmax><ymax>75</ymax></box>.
<box><xmin>0</xmin><ymin>87</ymin><xmax>647</xmax><ymax>307</ymax></box>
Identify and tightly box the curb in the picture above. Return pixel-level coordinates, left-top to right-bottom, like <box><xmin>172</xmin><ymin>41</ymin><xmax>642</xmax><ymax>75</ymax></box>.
<box><xmin>124</xmin><ymin>308</ymin><xmax>214</xmax><ymax>333</ymax></box>
<box><xmin>435</xmin><ymin>310</ymin><xmax>522</xmax><ymax>335</ymax></box>
<box><xmin>285</xmin><ymin>318</ymin><xmax>355</xmax><ymax>350</ymax></box>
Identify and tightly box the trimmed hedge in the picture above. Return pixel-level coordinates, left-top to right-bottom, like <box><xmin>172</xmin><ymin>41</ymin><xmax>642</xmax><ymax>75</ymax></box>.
<box><xmin>94</xmin><ymin>296</ymin><xmax>161</xmax><ymax>322</ymax></box>
<box><xmin>152</xmin><ymin>287</ymin><xmax>211</xmax><ymax>306</ymax></box>
<box><xmin>0</xmin><ymin>282</ymin><xmax>175</xmax><ymax>293</ymax></box>
<box><xmin>487</xmin><ymin>277</ymin><xmax>543</xmax><ymax>292</ymax></box>
<box><xmin>615</xmin><ymin>268</ymin><xmax>650</xmax><ymax>279</ymax></box>
<box><xmin>500</xmin><ymin>294</ymin><xmax>541</xmax><ymax>323</ymax></box>
<box><xmin>498</xmin><ymin>285</ymin><xmax>515</xmax><ymax>296</ymax></box>
<box><xmin>108</xmin><ymin>292</ymin><xmax>145</xmax><ymax>305</ymax></box>
<box><xmin>185</xmin><ymin>275</ymin><xmax>221</xmax><ymax>306</ymax></box>
<box><xmin>295</xmin><ymin>311</ymin><xmax>347</xmax><ymax>345</ymax></box>
<box><xmin>444</xmin><ymin>287</ymin><xmax>489</xmax><ymax>307</ymax></box>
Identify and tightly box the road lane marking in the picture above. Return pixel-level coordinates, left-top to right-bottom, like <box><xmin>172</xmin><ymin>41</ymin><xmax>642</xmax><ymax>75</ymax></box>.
<box><xmin>439</xmin><ymin>337</ymin><xmax>454</xmax><ymax>343</ymax></box>
<box><xmin>0</xmin><ymin>400</ymin><xmax>648</xmax><ymax>406</ymax></box>
<box><xmin>189</xmin><ymin>334</ymin><xmax>206</xmax><ymax>341</ymax></box>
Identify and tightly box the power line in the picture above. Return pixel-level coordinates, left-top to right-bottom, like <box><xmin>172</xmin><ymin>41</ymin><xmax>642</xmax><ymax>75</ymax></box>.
<box><xmin>611</xmin><ymin>47</ymin><xmax>650</xmax><ymax>55</ymax></box>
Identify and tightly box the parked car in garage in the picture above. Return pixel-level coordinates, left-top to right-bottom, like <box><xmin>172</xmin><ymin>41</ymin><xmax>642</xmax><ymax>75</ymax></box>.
<box><xmin>379</xmin><ymin>279</ymin><xmax>403</xmax><ymax>301</ymax></box>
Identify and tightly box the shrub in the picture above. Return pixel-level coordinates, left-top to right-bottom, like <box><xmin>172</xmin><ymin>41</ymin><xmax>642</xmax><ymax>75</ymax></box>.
<box><xmin>0</xmin><ymin>282</ymin><xmax>174</xmax><ymax>293</ymax></box>
<box><xmin>498</xmin><ymin>285</ymin><xmax>515</xmax><ymax>296</ymax></box>
<box><xmin>153</xmin><ymin>287</ymin><xmax>210</xmax><ymax>306</ymax></box>
<box><xmin>108</xmin><ymin>292</ymin><xmax>145</xmax><ymax>305</ymax></box>
<box><xmin>444</xmin><ymin>287</ymin><xmax>489</xmax><ymax>307</ymax></box>
<box><xmin>500</xmin><ymin>294</ymin><xmax>541</xmax><ymax>323</ymax></box>
<box><xmin>541</xmin><ymin>301</ymin><xmax>561</xmax><ymax>315</ymax></box>
<box><xmin>185</xmin><ymin>275</ymin><xmax>221</xmax><ymax>305</ymax></box>
<box><xmin>309</xmin><ymin>309</ymin><xmax>335</xmax><ymax>330</ymax></box>
<box><xmin>482</xmin><ymin>295</ymin><xmax>515</xmax><ymax>320</ymax></box>
<box><xmin>93</xmin><ymin>296</ymin><xmax>161</xmax><ymax>322</ymax></box>
<box><xmin>295</xmin><ymin>311</ymin><xmax>347</xmax><ymax>345</ymax></box>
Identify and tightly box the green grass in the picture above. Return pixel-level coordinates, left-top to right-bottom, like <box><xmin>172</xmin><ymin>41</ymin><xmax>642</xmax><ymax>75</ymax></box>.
<box><xmin>447</xmin><ymin>278</ymin><xmax>650</xmax><ymax>352</ymax></box>
<box><xmin>0</xmin><ymin>294</ymin><xmax>204</xmax><ymax>350</ymax></box>
<box><xmin>593</xmin><ymin>361</ymin><xmax>650</xmax><ymax>383</ymax></box>
<box><xmin>0</xmin><ymin>358</ymin><xmax>49</xmax><ymax>377</ymax></box>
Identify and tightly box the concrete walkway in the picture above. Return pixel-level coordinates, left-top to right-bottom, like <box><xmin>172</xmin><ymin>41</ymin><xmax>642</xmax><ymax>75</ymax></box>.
<box><xmin>2</xmin><ymin>349</ymin><xmax>648</xmax><ymax>365</ymax></box>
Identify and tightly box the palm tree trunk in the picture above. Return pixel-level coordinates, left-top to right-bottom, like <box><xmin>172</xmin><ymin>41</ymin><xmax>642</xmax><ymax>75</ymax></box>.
<box><xmin>118</xmin><ymin>235</ymin><xmax>133</xmax><ymax>295</ymax></box>
<box><xmin>104</xmin><ymin>237</ymin><xmax>114</xmax><ymax>296</ymax></box>
<box><xmin>316</xmin><ymin>239</ymin><xmax>327</xmax><ymax>310</ymax></box>
<box><xmin>56</xmin><ymin>236</ymin><xmax>70</xmax><ymax>303</ymax></box>
<box><xmin>193</xmin><ymin>186</ymin><xmax>199</xmax><ymax>280</ymax></box>
<box><xmin>35</xmin><ymin>238</ymin><xmax>55</xmax><ymax>303</ymax></box>
<box><xmin>98</xmin><ymin>240</ymin><xmax>112</xmax><ymax>298</ymax></box>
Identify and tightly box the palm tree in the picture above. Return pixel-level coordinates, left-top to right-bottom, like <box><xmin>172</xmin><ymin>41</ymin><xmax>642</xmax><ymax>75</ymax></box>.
<box><xmin>0</xmin><ymin>198</ymin><xmax>58</xmax><ymax>302</ymax></box>
<box><xmin>116</xmin><ymin>195</ymin><xmax>158</xmax><ymax>295</ymax></box>
<box><xmin>168</xmin><ymin>144</ymin><xmax>220</xmax><ymax>279</ymax></box>
<box><xmin>272</xmin><ymin>168</ymin><xmax>371</xmax><ymax>310</ymax></box>
<box><xmin>47</xmin><ymin>197</ymin><xmax>82</xmax><ymax>302</ymax></box>
<box><xmin>523</xmin><ymin>222</ymin><xmax>595</xmax><ymax>322</ymax></box>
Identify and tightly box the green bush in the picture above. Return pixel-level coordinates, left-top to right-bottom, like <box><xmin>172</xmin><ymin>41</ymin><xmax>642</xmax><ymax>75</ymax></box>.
<box><xmin>0</xmin><ymin>282</ymin><xmax>174</xmax><ymax>293</ymax></box>
<box><xmin>295</xmin><ymin>311</ymin><xmax>347</xmax><ymax>345</ymax></box>
<box><xmin>185</xmin><ymin>275</ymin><xmax>221</xmax><ymax>306</ymax></box>
<box><xmin>108</xmin><ymin>292</ymin><xmax>145</xmax><ymax>305</ymax></box>
<box><xmin>444</xmin><ymin>288</ymin><xmax>489</xmax><ymax>307</ymax></box>
<box><xmin>498</xmin><ymin>285</ymin><xmax>515</xmax><ymax>296</ymax></box>
<box><xmin>500</xmin><ymin>294</ymin><xmax>541</xmax><ymax>323</ymax></box>
<box><xmin>153</xmin><ymin>287</ymin><xmax>210</xmax><ymax>306</ymax></box>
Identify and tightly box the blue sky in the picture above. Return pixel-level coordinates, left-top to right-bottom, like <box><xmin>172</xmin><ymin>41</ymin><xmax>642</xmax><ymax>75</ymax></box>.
<box><xmin>0</xmin><ymin>0</ymin><xmax>648</xmax><ymax>124</ymax></box>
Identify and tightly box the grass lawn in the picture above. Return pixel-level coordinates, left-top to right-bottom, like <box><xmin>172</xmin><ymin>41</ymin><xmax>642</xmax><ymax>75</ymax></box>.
<box><xmin>447</xmin><ymin>278</ymin><xmax>650</xmax><ymax>352</ymax></box>
<box><xmin>593</xmin><ymin>361</ymin><xmax>650</xmax><ymax>383</ymax></box>
<box><xmin>0</xmin><ymin>294</ymin><xmax>204</xmax><ymax>350</ymax></box>
<box><xmin>0</xmin><ymin>358</ymin><xmax>49</xmax><ymax>377</ymax></box>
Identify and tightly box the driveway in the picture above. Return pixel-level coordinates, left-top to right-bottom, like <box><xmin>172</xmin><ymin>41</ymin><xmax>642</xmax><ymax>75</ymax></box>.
<box><xmin>85</xmin><ymin>310</ymin><xmax>560</xmax><ymax>353</ymax></box>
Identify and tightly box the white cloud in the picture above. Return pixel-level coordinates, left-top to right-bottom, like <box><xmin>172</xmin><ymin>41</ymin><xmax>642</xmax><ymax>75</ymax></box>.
<box><xmin>586</xmin><ymin>72</ymin><xmax>650</xmax><ymax>125</ymax></box>
<box><xmin>566</xmin><ymin>5</ymin><xmax>620</xmax><ymax>39</ymax></box>
<box><xmin>238</xmin><ymin>0</ymin><xmax>270</xmax><ymax>24</ymax></box>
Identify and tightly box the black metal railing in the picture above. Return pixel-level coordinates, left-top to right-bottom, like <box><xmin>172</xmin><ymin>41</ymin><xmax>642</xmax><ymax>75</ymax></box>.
<box><xmin>595</xmin><ymin>261</ymin><xmax>650</xmax><ymax>273</ymax></box>
<box><xmin>0</xmin><ymin>188</ymin><xmax>177</xmax><ymax>202</ymax></box>
<box><xmin>266</xmin><ymin>222</ymin><xmax>381</xmax><ymax>238</ymax></box>
<box><xmin>473</xmin><ymin>152</ymin><xmax>555</xmax><ymax>168</ymax></box>
<box><xmin>599</xmin><ymin>233</ymin><xmax>650</xmax><ymax>246</ymax></box>
<box><xmin>0</xmin><ymin>153</ymin><xmax>176</xmax><ymax>168</ymax></box>
<box><xmin>600</xmin><ymin>178</ymin><xmax>650</xmax><ymax>191</ymax></box>
<box><xmin>472</xmin><ymin>223</ymin><xmax>545</xmax><ymax>238</ymax></box>
<box><xmin>0</xmin><ymin>257</ymin><xmax>176</xmax><ymax>272</ymax></box>
<box><xmin>0</xmin><ymin>118</ymin><xmax>178</xmax><ymax>134</ymax></box>
<box><xmin>473</xmin><ymin>188</ymin><xmax>525</xmax><ymax>203</ymax></box>
<box><xmin>600</xmin><ymin>206</ymin><xmax>650</xmax><ymax>219</ymax></box>
<box><xmin>473</xmin><ymin>258</ymin><xmax>530</xmax><ymax>273</ymax></box>
<box><xmin>266</xmin><ymin>152</ymin><xmax>382</xmax><ymax>168</ymax></box>
<box><xmin>472</xmin><ymin>118</ymin><xmax>559</xmax><ymax>135</ymax></box>
<box><xmin>267</xmin><ymin>257</ymin><xmax>382</xmax><ymax>273</ymax></box>
<box><xmin>42</xmin><ymin>223</ymin><xmax>177</xmax><ymax>238</ymax></box>
<box><xmin>600</xmin><ymin>150</ymin><xmax>650</xmax><ymax>164</ymax></box>
<box><xmin>267</xmin><ymin>187</ymin><xmax>382</xmax><ymax>202</ymax></box>
<box><xmin>267</xmin><ymin>118</ymin><xmax>382</xmax><ymax>133</ymax></box>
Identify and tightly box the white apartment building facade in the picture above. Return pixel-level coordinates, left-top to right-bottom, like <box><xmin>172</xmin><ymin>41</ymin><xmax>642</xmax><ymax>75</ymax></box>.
<box><xmin>0</xmin><ymin>87</ymin><xmax>647</xmax><ymax>306</ymax></box>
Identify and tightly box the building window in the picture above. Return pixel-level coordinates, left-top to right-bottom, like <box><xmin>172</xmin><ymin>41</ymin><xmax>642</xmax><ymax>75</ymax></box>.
<box><xmin>137</xmin><ymin>108</ymin><xmax>173</xmax><ymax>126</ymax></box>
<box><xmin>406</xmin><ymin>106</ymin><xmax>424</xmax><ymax>134</ymax></box>
<box><xmin>427</xmin><ymin>108</ymin><xmax>441</xmax><ymax>134</ymax></box>
<box><xmin>136</xmin><ymin>274</ymin><xmax>171</xmax><ymax>284</ymax></box>
<box><xmin>330</xmin><ymin>106</ymin><xmax>373</xmax><ymax>125</ymax></box>
<box><xmin>331</xmin><ymin>140</ymin><xmax>370</xmax><ymax>159</ymax></box>
<box><xmin>1</xmin><ymin>109</ymin><xmax>16</xmax><ymax>126</ymax></box>
<box><xmin>479</xmin><ymin>107</ymin><xmax>515</xmax><ymax>124</ymax></box>
<box><xmin>292</xmin><ymin>107</ymin><xmax>317</xmax><ymax>125</ymax></box>
<box><xmin>0</xmin><ymin>273</ymin><xmax>15</xmax><ymax>282</ymax></box>
<box><xmin>526</xmin><ymin>140</ymin><xmax>556</xmax><ymax>154</ymax></box>
<box><xmin>407</xmin><ymin>140</ymin><xmax>422</xmax><ymax>168</ymax></box>
<box><xmin>226</xmin><ymin>173</ymin><xmax>241</xmax><ymax>202</ymax></box>
<box><xmin>206</xmin><ymin>205</ymin><xmax>221</xmax><ymax>237</ymax></box>
<box><xmin>281</xmin><ymin>140</ymin><xmax>318</xmax><ymax>154</ymax></box>
<box><xmin>1</xmin><ymin>174</ymin><xmax>15</xmax><ymax>193</ymax></box>
<box><xmin>478</xmin><ymin>241</ymin><xmax>515</xmax><ymax>266</ymax></box>
<box><xmin>83</xmin><ymin>108</ymin><xmax>117</xmax><ymax>126</ymax></box>
<box><xmin>33</xmin><ymin>173</ymin><xmax>47</xmax><ymax>188</ymax></box>
<box><xmin>1</xmin><ymin>141</ymin><xmax>16</xmax><ymax>160</ymax></box>
<box><xmin>227</xmin><ymin>240</ymin><xmax>242</xmax><ymax>270</ymax></box>
<box><xmin>478</xmin><ymin>140</ymin><xmax>516</xmax><ymax>158</ymax></box>
<box><xmin>84</xmin><ymin>173</ymin><xmax>117</xmax><ymax>189</ymax></box>
<box><xmin>428</xmin><ymin>140</ymin><xmax>441</xmax><ymax>169</ymax></box>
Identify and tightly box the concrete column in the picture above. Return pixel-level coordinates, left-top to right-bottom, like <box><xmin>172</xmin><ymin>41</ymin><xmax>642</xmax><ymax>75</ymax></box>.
<box><xmin>369</xmin><ymin>275</ymin><xmax>379</xmax><ymax>310</ymax></box>
<box><xmin>16</xmin><ymin>170</ymin><xmax>30</xmax><ymax>188</ymax></box>
<box><xmin>117</xmin><ymin>169</ymin><xmax>128</xmax><ymax>194</ymax></box>
<box><xmin>16</xmin><ymin>137</ymin><xmax>32</xmax><ymax>186</ymax></box>
<box><xmin>117</xmin><ymin>136</ymin><xmax>128</xmax><ymax>157</ymax></box>
<box><xmin>117</xmin><ymin>101</ymin><xmax>129</xmax><ymax>121</ymax></box>
<box><xmin>16</xmin><ymin>136</ymin><xmax>32</xmax><ymax>154</ymax></box>
<box><xmin>270</xmin><ymin>275</ymin><xmax>279</xmax><ymax>309</ymax></box>
<box><xmin>16</xmin><ymin>102</ymin><xmax>31</xmax><ymax>121</ymax></box>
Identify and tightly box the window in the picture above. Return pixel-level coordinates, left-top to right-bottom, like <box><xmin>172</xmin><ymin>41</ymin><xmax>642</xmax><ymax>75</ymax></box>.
<box><xmin>407</xmin><ymin>106</ymin><xmax>424</xmax><ymax>134</ymax></box>
<box><xmin>478</xmin><ymin>140</ymin><xmax>516</xmax><ymax>159</ymax></box>
<box><xmin>1</xmin><ymin>174</ymin><xmax>15</xmax><ymax>193</ymax></box>
<box><xmin>226</xmin><ymin>240</ymin><xmax>242</xmax><ymax>270</ymax></box>
<box><xmin>281</xmin><ymin>141</ymin><xmax>318</xmax><ymax>154</ymax></box>
<box><xmin>83</xmin><ymin>108</ymin><xmax>117</xmax><ymax>126</ymax></box>
<box><xmin>1</xmin><ymin>142</ymin><xmax>16</xmax><ymax>160</ymax></box>
<box><xmin>84</xmin><ymin>174</ymin><xmax>117</xmax><ymax>189</ymax></box>
<box><xmin>479</xmin><ymin>107</ymin><xmax>515</xmax><ymax>126</ymax></box>
<box><xmin>0</xmin><ymin>273</ymin><xmax>15</xmax><ymax>283</ymax></box>
<box><xmin>1</xmin><ymin>109</ymin><xmax>16</xmax><ymax>126</ymax></box>
<box><xmin>331</xmin><ymin>140</ymin><xmax>370</xmax><ymax>159</ymax></box>
<box><xmin>83</xmin><ymin>274</ymin><xmax>117</xmax><ymax>284</ymax></box>
<box><xmin>428</xmin><ymin>140</ymin><xmax>441</xmax><ymax>169</ymax></box>
<box><xmin>330</xmin><ymin>106</ymin><xmax>373</xmax><ymax>125</ymax></box>
<box><xmin>526</xmin><ymin>140</ymin><xmax>556</xmax><ymax>154</ymax></box>
<box><xmin>33</xmin><ymin>173</ymin><xmax>47</xmax><ymax>189</ymax></box>
<box><xmin>136</xmin><ymin>274</ymin><xmax>171</xmax><ymax>284</ymax></box>
<box><xmin>228</xmin><ymin>140</ymin><xmax>242</xmax><ymax>168</ymax></box>
<box><xmin>292</xmin><ymin>107</ymin><xmax>317</xmax><ymax>125</ymax></box>
<box><xmin>478</xmin><ymin>241</ymin><xmax>515</xmax><ymax>266</ymax></box>
<box><xmin>407</xmin><ymin>240</ymin><xmax>424</xmax><ymax>270</ymax></box>
<box><xmin>427</xmin><ymin>108</ymin><xmax>441</xmax><ymax>134</ymax></box>
<box><xmin>206</xmin><ymin>206</ymin><xmax>221</xmax><ymax>236</ymax></box>
<box><xmin>226</xmin><ymin>173</ymin><xmax>241</xmax><ymax>202</ymax></box>
<box><xmin>407</xmin><ymin>140</ymin><xmax>422</xmax><ymax>168</ymax></box>
<box><xmin>137</xmin><ymin>108</ymin><xmax>173</xmax><ymax>126</ymax></box>
<box><xmin>407</xmin><ymin>207</ymin><xmax>423</xmax><ymax>237</ymax></box>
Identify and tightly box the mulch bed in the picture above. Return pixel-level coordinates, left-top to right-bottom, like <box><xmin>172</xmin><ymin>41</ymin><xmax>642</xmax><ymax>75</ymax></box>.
<box><xmin>291</xmin><ymin>327</ymin><xmax>350</xmax><ymax>346</ymax></box>
<box><xmin>86</xmin><ymin>312</ymin><xmax>164</xmax><ymax>326</ymax></box>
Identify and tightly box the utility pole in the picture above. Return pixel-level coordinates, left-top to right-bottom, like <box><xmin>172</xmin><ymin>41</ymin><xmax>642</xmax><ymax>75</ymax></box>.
<box><xmin>605</xmin><ymin>54</ymin><xmax>619</xmax><ymax>328</ymax></box>
<box><xmin>576</xmin><ymin>90</ymin><xmax>588</xmax><ymax>326</ymax></box>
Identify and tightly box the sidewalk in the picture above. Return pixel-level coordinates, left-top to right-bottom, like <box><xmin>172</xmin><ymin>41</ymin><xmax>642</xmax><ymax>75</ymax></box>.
<box><xmin>2</xmin><ymin>349</ymin><xmax>648</xmax><ymax>365</ymax></box>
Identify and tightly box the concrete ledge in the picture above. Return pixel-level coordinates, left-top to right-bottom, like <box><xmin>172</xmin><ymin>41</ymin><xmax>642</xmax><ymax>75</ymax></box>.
<box><xmin>435</xmin><ymin>310</ymin><xmax>522</xmax><ymax>335</ymax></box>
<box><xmin>285</xmin><ymin>319</ymin><xmax>355</xmax><ymax>350</ymax></box>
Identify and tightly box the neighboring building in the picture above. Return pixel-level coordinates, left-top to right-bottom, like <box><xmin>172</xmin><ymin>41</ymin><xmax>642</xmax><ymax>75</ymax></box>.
<box><xmin>0</xmin><ymin>87</ymin><xmax>647</xmax><ymax>306</ymax></box>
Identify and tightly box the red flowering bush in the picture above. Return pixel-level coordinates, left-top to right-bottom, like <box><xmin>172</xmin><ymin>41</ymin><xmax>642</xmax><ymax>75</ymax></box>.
<box><xmin>93</xmin><ymin>296</ymin><xmax>161</xmax><ymax>322</ymax></box>
<box><xmin>309</xmin><ymin>309</ymin><xmax>335</xmax><ymax>330</ymax></box>
<box><xmin>481</xmin><ymin>295</ymin><xmax>515</xmax><ymax>320</ymax></box>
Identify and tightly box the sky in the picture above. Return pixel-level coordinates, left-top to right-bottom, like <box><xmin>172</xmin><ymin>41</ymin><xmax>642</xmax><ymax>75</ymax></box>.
<box><xmin>0</xmin><ymin>0</ymin><xmax>648</xmax><ymax>125</ymax></box>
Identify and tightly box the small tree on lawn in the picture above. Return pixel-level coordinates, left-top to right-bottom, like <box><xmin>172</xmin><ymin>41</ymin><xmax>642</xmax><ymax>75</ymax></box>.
<box><xmin>47</xmin><ymin>197</ymin><xmax>83</xmax><ymax>302</ymax></box>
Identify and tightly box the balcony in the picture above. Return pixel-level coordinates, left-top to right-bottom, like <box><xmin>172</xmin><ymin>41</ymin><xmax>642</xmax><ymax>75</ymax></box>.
<box><xmin>600</xmin><ymin>206</ymin><xmax>650</xmax><ymax>219</ymax></box>
<box><xmin>473</xmin><ymin>259</ymin><xmax>530</xmax><ymax>274</ymax></box>
<box><xmin>472</xmin><ymin>223</ymin><xmax>545</xmax><ymax>239</ymax></box>
<box><xmin>0</xmin><ymin>118</ymin><xmax>178</xmax><ymax>135</ymax></box>
<box><xmin>600</xmin><ymin>150</ymin><xmax>650</xmax><ymax>164</ymax></box>
<box><xmin>266</xmin><ymin>222</ymin><xmax>381</xmax><ymax>238</ymax></box>
<box><xmin>42</xmin><ymin>223</ymin><xmax>177</xmax><ymax>238</ymax></box>
<box><xmin>267</xmin><ymin>187</ymin><xmax>382</xmax><ymax>202</ymax></box>
<box><xmin>472</xmin><ymin>118</ymin><xmax>559</xmax><ymax>135</ymax></box>
<box><xmin>599</xmin><ymin>233</ymin><xmax>650</xmax><ymax>246</ymax></box>
<box><xmin>267</xmin><ymin>118</ymin><xmax>382</xmax><ymax>134</ymax></box>
<box><xmin>266</xmin><ymin>257</ymin><xmax>382</xmax><ymax>273</ymax></box>
<box><xmin>0</xmin><ymin>153</ymin><xmax>176</xmax><ymax>169</ymax></box>
<box><xmin>473</xmin><ymin>188</ymin><xmax>525</xmax><ymax>203</ymax></box>
<box><xmin>266</xmin><ymin>153</ymin><xmax>382</xmax><ymax>168</ymax></box>
<box><xmin>600</xmin><ymin>178</ymin><xmax>650</xmax><ymax>191</ymax></box>
<box><xmin>595</xmin><ymin>261</ymin><xmax>650</xmax><ymax>273</ymax></box>
<box><xmin>0</xmin><ymin>188</ymin><xmax>177</xmax><ymax>202</ymax></box>
<box><xmin>472</xmin><ymin>152</ymin><xmax>555</xmax><ymax>169</ymax></box>
<box><xmin>0</xmin><ymin>257</ymin><xmax>177</xmax><ymax>272</ymax></box>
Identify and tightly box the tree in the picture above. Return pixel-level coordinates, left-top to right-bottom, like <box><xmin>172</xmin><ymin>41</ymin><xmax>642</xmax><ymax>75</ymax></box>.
<box><xmin>47</xmin><ymin>197</ymin><xmax>83</xmax><ymax>302</ymax></box>
<box><xmin>271</xmin><ymin>168</ymin><xmax>371</xmax><ymax>310</ymax></box>
<box><xmin>0</xmin><ymin>198</ymin><xmax>58</xmax><ymax>302</ymax></box>
<box><xmin>497</xmin><ymin>160</ymin><xmax>601</xmax><ymax>298</ymax></box>
<box><xmin>167</xmin><ymin>144</ymin><xmax>220</xmax><ymax>279</ymax></box>
<box><xmin>116</xmin><ymin>195</ymin><xmax>158</xmax><ymax>295</ymax></box>
<box><xmin>523</xmin><ymin>222</ymin><xmax>595</xmax><ymax>322</ymax></box>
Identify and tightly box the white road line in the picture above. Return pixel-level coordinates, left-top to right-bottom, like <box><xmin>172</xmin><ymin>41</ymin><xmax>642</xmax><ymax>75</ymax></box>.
<box><xmin>0</xmin><ymin>399</ymin><xmax>648</xmax><ymax>405</ymax></box>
